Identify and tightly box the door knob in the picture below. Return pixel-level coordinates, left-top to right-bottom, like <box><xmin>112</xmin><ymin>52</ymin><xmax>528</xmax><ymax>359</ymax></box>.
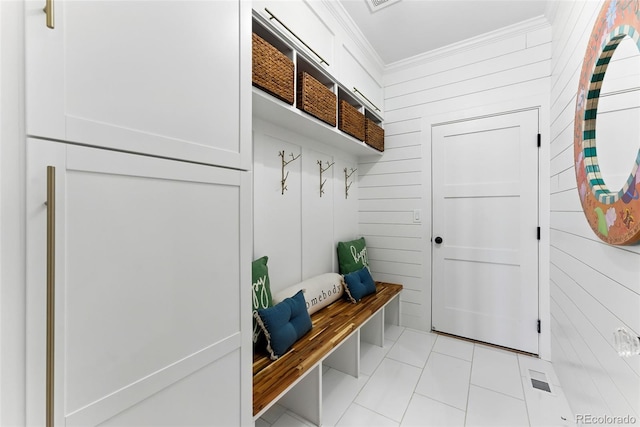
<box><xmin>434</xmin><ymin>236</ymin><xmax>443</xmax><ymax>244</ymax></box>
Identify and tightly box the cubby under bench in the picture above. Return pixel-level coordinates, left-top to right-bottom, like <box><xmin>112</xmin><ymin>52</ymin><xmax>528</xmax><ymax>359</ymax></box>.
<box><xmin>253</xmin><ymin>281</ymin><xmax>403</xmax><ymax>425</ymax></box>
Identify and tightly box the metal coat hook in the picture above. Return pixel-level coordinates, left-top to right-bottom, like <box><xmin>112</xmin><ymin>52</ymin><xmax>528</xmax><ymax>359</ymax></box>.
<box><xmin>318</xmin><ymin>160</ymin><xmax>335</xmax><ymax>197</ymax></box>
<box><xmin>279</xmin><ymin>150</ymin><xmax>301</xmax><ymax>195</ymax></box>
<box><xmin>344</xmin><ymin>167</ymin><xmax>357</xmax><ymax>199</ymax></box>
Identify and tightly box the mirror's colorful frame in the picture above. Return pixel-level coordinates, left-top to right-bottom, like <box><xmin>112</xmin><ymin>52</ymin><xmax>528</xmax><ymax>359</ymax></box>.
<box><xmin>574</xmin><ymin>0</ymin><xmax>640</xmax><ymax>245</ymax></box>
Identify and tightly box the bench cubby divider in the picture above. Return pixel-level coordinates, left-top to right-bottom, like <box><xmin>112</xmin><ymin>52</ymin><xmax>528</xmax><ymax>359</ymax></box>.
<box><xmin>277</xmin><ymin>365</ymin><xmax>322</xmax><ymax>425</ymax></box>
<box><xmin>361</xmin><ymin>309</ymin><xmax>385</xmax><ymax>347</ymax></box>
<box><xmin>323</xmin><ymin>329</ymin><xmax>360</xmax><ymax>378</ymax></box>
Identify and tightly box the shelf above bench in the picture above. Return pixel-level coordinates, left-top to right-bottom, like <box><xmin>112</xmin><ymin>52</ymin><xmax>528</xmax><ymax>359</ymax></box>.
<box><xmin>252</xmin><ymin>9</ymin><xmax>384</xmax><ymax>158</ymax></box>
<box><xmin>253</xmin><ymin>88</ymin><xmax>383</xmax><ymax>157</ymax></box>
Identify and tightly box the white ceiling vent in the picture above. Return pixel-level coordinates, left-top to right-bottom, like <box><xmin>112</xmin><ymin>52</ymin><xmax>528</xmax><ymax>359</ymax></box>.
<box><xmin>366</xmin><ymin>0</ymin><xmax>402</xmax><ymax>13</ymax></box>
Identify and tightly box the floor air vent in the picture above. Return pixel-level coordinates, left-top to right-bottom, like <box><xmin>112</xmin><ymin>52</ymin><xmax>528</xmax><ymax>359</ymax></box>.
<box><xmin>529</xmin><ymin>369</ymin><xmax>552</xmax><ymax>392</ymax></box>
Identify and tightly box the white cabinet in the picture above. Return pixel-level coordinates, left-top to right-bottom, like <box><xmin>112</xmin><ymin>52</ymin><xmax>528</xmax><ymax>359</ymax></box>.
<box><xmin>253</xmin><ymin>0</ymin><xmax>334</xmax><ymax>72</ymax></box>
<box><xmin>25</xmin><ymin>0</ymin><xmax>251</xmax><ymax>170</ymax></box>
<box><xmin>25</xmin><ymin>138</ymin><xmax>252</xmax><ymax>426</ymax></box>
<box><xmin>339</xmin><ymin>47</ymin><xmax>384</xmax><ymax>116</ymax></box>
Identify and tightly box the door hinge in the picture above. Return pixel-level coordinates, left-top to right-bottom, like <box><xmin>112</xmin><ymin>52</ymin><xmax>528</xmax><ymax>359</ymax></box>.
<box><xmin>537</xmin><ymin>227</ymin><xmax>541</xmax><ymax>240</ymax></box>
<box><xmin>537</xmin><ymin>319</ymin><xmax>541</xmax><ymax>333</ymax></box>
<box><xmin>537</xmin><ymin>133</ymin><xmax>541</xmax><ymax>147</ymax></box>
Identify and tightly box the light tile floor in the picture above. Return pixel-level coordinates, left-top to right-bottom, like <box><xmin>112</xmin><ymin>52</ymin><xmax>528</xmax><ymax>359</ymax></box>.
<box><xmin>257</xmin><ymin>326</ymin><xmax>575</xmax><ymax>427</ymax></box>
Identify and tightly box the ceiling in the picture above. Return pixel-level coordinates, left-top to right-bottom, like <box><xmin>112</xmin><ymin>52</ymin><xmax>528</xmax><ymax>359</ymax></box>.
<box><xmin>337</xmin><ymin>0</ymin><xmax>549</xmax><ymax>65</ymax></box>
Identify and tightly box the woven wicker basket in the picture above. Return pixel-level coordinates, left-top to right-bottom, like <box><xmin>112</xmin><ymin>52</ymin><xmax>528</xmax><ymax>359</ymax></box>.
<box><xmin>338</xmin><ymin>100</ymin><xmax>365</xmax><ymax>141</ymax></box>
<box><xmin>297</xmin><ymin>72</ymin><xmax>336</xmax><ymax>127</ymax></box>
<box><xmin>252</xmin><ymin>33</ymin><xmax>294</xmax><ymax>105</ymax></box>
<box><xmin>365</xmin><ymin>118</ymin><xmax>384</xmax><ymax>151</ymax></box>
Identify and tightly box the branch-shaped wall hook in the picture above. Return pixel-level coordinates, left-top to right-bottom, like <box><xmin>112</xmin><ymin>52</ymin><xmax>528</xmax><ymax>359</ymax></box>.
<box><xmin>344</xmin><ymin>167</ymin><xmax>357</xmax><ymax>199</ymax></box>
<box><xmin>279</xmin><ymin>150</ymin><xmax>301</xmax><ymax>195</ymax></box>
<box><xmin>318</xmin><ymin>160</ymin><xmax>335</xmax><ymax>197</ymax></box>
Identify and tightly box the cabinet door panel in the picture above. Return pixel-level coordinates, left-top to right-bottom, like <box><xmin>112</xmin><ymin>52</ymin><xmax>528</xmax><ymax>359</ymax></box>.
<box><xmin>95</xmin><ymin>349</ymin><xmax>242</xmax><ymax>427</ymax></box>
<box><xmin>340</xmin><ymin>47</ymin><xmax>383</xmax><ymax>114</ymax></box>
<box><xmin>25</xmin><ymin>0</ymin><xmax>250</xmax><ymax>169</ymax></box>
<box><xmin>254</xmin><ymin>0</ymin><xmax>334</xmax><ymax>69</ymax></box>
<box><xmin>26</xmin><ymin>139</ymin><xmax>249</xmax><ymax>425</ymax></box>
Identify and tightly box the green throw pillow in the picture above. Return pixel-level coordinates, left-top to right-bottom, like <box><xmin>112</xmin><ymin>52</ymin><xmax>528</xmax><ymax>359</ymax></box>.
<box><xmin>252</xmin><ymin>256</ymin><xmax>273</xmax><ymax>345</ymax></box>
<box><xmin>337</xmin><ymin>237</ymin><xmax>369</xmax><ymax>274</ymax></box>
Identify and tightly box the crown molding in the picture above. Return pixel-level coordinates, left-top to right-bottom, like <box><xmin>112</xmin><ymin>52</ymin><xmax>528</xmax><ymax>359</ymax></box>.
<box><xmin>321</xmin><ymin>0</ymin><xmax>386</xmax><ymax>72</ymax></box>
<box><xmin>543</xmin><ymin>0</ymin><xmax>560</xmax><ymax>27</ymax></box>
<box><xmin>385</xmin><ymin>14</ymin><xmax>551</xmax><ymax>73</ymax></box>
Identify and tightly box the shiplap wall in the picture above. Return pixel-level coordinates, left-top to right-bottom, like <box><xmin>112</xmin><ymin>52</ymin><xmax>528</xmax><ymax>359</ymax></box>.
<box><xmin>548</xmin><ymin>0</ymin><xmax>640</xmax><ymax>418</ymax></box>
<box><xmin>359</xmin><ymin>18</ymin><xmax>552</xmax><ymax>333</ymax></box>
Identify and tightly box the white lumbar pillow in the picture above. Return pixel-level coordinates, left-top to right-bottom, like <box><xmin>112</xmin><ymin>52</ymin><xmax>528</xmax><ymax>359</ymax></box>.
<box><xmin>272</xmin><ymin>273</ymin><xmax>345</xmax><ymax>315</ymax></box>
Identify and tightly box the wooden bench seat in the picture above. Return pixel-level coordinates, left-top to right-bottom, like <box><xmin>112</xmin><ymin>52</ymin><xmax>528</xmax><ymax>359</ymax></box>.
<box><xmin>253</xmin><ymin>281</ymin><xmax>402</xmax><ymax>420</ymax></box>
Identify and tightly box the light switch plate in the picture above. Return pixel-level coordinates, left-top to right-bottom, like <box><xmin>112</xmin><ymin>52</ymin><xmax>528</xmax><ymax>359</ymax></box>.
<box><xmin>413</xmin><ymin>209</ymin><xmax>421</xmax><ymax>223</ymax></box>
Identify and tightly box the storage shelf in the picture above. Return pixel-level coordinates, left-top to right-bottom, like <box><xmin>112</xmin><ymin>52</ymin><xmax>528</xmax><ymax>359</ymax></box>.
<box><xmin>252</xmin><ymin>9</ymin><xmax>383</xmax><ymax>123</ymax></box>
<box><xmin>253</xmin><ymin>88</ymin><xmax>382</xmax><ymax>157</ymax></box>
<box><xmin>252</xmin><ymin>8</ymin><xmax>384</xmax><ymax>157</ymax></box>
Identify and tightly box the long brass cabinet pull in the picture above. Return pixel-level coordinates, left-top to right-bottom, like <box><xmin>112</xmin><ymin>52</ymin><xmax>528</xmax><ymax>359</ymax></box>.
<box><xmin>264</xmin><ymin>8</ymin><xmax>329</xmax><ymax>66</ymax></box>
<box><xmin>46</xmin><ymin>166</ymin><xmax>56</xmax><ymax>427</ymax></box>
<box><xmin>44</xmin><ymin>0</ymin><xmax>54</xmax><ymax>29</ymax></box>
<box><xmin>353</xmin><ymin>87</ymin><xmax>381</xmax><ymax>112</ymax></box>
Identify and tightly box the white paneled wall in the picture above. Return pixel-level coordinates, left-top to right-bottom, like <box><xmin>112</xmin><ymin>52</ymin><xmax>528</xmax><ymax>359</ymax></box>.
<box><xmin>548</xmin><ymin>0</ymin><xmax>640</xmax><ymax>419</ymax></box>
<box><xmin>360</xmin><ymin>19</ymin><xmax>552</xmax><ymax>332</ymax></box>
<box><xmin>253</xmin><ymin>118</ymin><xmax>359</xmax><ymax>296</ymax></box>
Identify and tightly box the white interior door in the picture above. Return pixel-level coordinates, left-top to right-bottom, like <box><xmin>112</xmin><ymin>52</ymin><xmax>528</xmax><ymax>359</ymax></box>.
<box><xmin>431</xmin><ymin>110</ymin><xmax>539</xmax><ymax>354</ymax></box>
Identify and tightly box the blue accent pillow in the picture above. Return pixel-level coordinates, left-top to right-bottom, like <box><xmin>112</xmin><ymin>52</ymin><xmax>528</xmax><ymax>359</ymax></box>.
<box><xmin>254</xmin><ymin>290</ymin><xmax>312</xmax><ymax>360</ymax></box>
<box><xmin>343</xmin><ymin>267</ymin><xmax>377</xmax><ymax>303</ymax></box>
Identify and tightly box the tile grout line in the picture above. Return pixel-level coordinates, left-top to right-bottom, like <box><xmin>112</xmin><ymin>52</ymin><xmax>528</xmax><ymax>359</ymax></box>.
<box><xmin>516</xmin><ymin>352</ymin><xmax>534</xmax><ymax>427</ymax></box>
<box><xmin>463</xmin><ymin>343</ymin><xmax>476</xmax><ymax>426</ymax></box>
<box><xmin>470</xmin><ymin>383</ymin><xmax>528</xmax><ymax>402</ymax></box>
<box><xmin>431</xmin><ymin>348</ymin><xmax>474</xmax><ymax>363</ymax></box>
<box><xmin>336</xmin><ymin>326</ymin><xmax>409</xmax><ymax>426</ymax></box>
<box><xmin>398</xmin><ymin>333</ymin><xmax>439</xmax><ymax>425</ymax></box>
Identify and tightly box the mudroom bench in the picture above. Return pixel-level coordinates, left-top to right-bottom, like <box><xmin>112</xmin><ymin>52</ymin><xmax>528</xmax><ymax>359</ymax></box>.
<box><xmin>253</xmin><ymin>281</ymin><xmax>403</xmax><ymax>425</ymax></box>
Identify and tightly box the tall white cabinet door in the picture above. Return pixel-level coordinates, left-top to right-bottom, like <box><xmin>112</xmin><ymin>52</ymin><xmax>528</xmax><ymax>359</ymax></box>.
<box><xmin>25</xmin><ymin>0</ymin><xmax>251</xmax><ymax>170</ymax></box>
<box><xmin>26</xmin><ymin>139</ymin><xmax>251</xmax><ymax>426</ymax></box>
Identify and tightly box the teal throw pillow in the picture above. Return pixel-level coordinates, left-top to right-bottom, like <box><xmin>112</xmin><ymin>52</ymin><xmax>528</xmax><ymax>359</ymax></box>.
<box><xmin>254</xmin><ymin>290</ymin><xmax>312</xmax><ymax>360</ymax></box>
<box><xmin>337</xmin><ymin>237</ymin><xmax>369</xmax><ymax>274</ymax></box>
<box><xmin>252</xmin><ymin>256</ymin><xmax>273</xmax><ymax>345</ymax></box>
<box><xmin>343</xmin><ymin>267</ymin><xmax>377</xmax><ymax>303</ymax></box>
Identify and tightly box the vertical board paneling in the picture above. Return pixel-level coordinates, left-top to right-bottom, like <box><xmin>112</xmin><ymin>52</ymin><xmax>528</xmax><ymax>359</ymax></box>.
<box><xmin>333</xmin><ymin>157</ymin><xmax>360</xmax><ymax>272</ymax></box>
<box><xmin>302</xmin><ymin>148</ymin><xmax>334</xmax><ymax>278</ymax></box>
<box><xmin>253</xmin><ymin>133</ymin><xmax>303</xmax><ymax>290</ymax></box>
<box><xmin>253</xmin><ymin>120</ymin><xmax>359</xmax><ymax>295</ymax></box>
<box><xmin>549</xmin><ymin>0</ymin><xmax>640</xmax><ymax>420</ymax></box>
